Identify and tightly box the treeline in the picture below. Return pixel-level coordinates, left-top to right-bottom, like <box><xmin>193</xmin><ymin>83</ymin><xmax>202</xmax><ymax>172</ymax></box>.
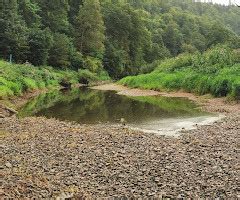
<box><xmin>0</xmin><ymin>0</ymin><xmax>239</xmax><ymax>79</ymax></box>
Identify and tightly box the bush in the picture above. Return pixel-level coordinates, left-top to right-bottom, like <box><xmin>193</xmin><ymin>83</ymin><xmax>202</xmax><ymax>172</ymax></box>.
<box><xmin>83</xmin><ymin>56</ymin><xmax>103</xmax><ymax>73</ymax></box>
<box><xmin>232</xmin><ymin>82</ymin><xmax>240</xmax><ymax>100</ymax></box>
<box><xmin>22</xmin><ymin>78</ymin><xmax>38</xmax><ymax>91</ymax></box>
<box><xmin>70</xmin><ymin>51</ymin><xmax>84</xmax><ymax>70</ymax></box>
<box><xmin>155</xmin><ymin>53</ymin><xmax>192</xmax><ymax>72</ymax></box>
<box><xmin>78</xmin><ymin>69</ymin><xmax>98</xmax><ymax>84</ymax></box>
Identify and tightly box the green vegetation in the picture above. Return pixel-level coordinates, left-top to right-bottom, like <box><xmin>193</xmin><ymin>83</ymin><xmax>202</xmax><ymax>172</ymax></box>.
<box><xmin>0</xmin><ymin>0</ymin><xmax>239</xmax><ymax>79</ymax></box>
<box><xmin>0</xmin><ymin>60</ymin><xmax>109</xmax><ymax>99</ymax></box>
<box><xmin>120</xmin><ymin>46</ymin><xmax>240</xmax><ymax>100</ymax></box>
<box><xmin>0</xmin><ymin>1</ymin><xmax>239</xmax><ymax>100</ymax></box>
<box><xmin>0</xmin><ymin>60</ymin><xmax>76</xmax><ymax>98</ymax></box>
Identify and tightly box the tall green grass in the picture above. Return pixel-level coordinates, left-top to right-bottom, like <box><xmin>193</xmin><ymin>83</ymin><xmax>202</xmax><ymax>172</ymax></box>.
<box><xmin>0</xmin><ymin>60</ymin><xmax>111</xmax><ymax>99</ymax></box>
<box><xmin>0</xmin><ymin>60</ymin><xmax>80</xmax><ymax>99</ymax></box>
<box><xmin>120</xmin><ymin>46</ymin><xmax>240</xmax><ymax>100</ymax></box>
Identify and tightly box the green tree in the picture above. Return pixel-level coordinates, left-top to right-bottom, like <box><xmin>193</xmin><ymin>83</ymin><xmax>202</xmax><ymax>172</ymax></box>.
<box><xmin>18</xmin><ymin>0</ymin><xmax>41</xmax><ymax>28</ymax></box>
<box><xmin>68</xmin><ymin>0</ymin><xmax>83</xmax><ymax>24</ymax></box>
<box><xmin>35</xmin><ymin>0</ymin><xmax>69</xmax><ymax>33</ymax></box>
<box><xmin>48</xmin><ymin>33</ymin><xmax>72</xmax><ymax>68</ymax></box>
<box><xmin>0</xmin><ymin>0</ymin><xmax>28</xmax><ymax>62</ymax></box>
<box><xmin>75</xmin><ymin>0</ymin><xmax>105</xmax><ymax>58</ymax></box>
<box><xmin>207</xmin><ymin>22</ymin><xmax>236</xmax><ymax>48</ymax></box>
<box><xmin>162</xmin><ymin>21</ymin><xmax>183</xmax><ymax>56</ymax></box>
<box><xmin>28</xmin><ymin>28</ymin><xmax>53</xmax><ymax>65</ymax></box>
<box><xmin>103</xmin><ymin>3</ymin><xmax>151</xmax><ymax>78</ymax></box>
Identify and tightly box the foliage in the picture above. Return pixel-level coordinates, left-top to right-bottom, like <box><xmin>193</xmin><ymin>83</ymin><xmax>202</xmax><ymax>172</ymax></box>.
<box><xmin>0</xmin><ymin>0</ymin><xmax>239</xmax><ymax>79</ymax></box>
<box><xmin>28</xmin><ymin>28</ymin><xmax>53</xmax><ymax>66</ymax></box>
<box><xmin>34</xmin><ymin>0</ymin><xmax>70</xmax><ymax>33</ymax></box>
<box><xmin>78</xmin><ymin>68</ymin><xmax>110</xmax><ymax>84</ymax></box>
<box><xmin>0</xmin><ymin>0</ymin><xmax>29</xmax><ymax>62</ymax></box>
<box><xmin>120</xmin><ymin>46</ymin><xmax>240</xmax><ymax>100</ymax></box>
<box><xmin>0</xmin><ymin>59</ymin><xmax>110</xmax><ymax>99</ymax></box>
<box><xmin>48</xmin><ymin>33</ymin><xmax>72</xmax><ymax>69</ymax></box>
<box><xmin>75</xmin><ymin>0</ymin><xmax>105</xmax><ymax>58</ymax></box>
<box><xmin>78</xmin><ymin>69</ymin><xmax>98</xmax><ymax>84</ymax></box>
<box><xmin>0</xmin><ymin>60</ymin><xmax>78</xmax><ymax>99</ymax></box>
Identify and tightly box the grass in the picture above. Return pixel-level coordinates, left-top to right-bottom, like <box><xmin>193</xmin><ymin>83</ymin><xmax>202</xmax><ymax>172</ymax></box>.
<box><xmin>0</xmin><ymin>60</ymin><xmax>110</xmax><ymax>99</ymax></box>
<box><xmin>119</xmin><ymin>46</ymin><xmax>240</xmax><ymax>100</ymax></box>
<box><xmin>0</xmin><ymin>60</ymin><xmax>78</xmax><ymax>99</ymax></box>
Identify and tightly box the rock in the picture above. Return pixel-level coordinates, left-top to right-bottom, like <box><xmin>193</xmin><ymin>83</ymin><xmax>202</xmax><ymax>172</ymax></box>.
<box><xmin>0</xmin><ymin>114</ymin><xmax>6</xmax><ymax>118</ymax></box>
<box><xmin>0</xmin><ymin>114</ymin><xmax>239</xmax><ymax>198</ymax></box>
<box><xmin>5</xmin><ymin>162</ymin><xmax>12</xmax><ymax>168</ymax></box>
<box><xmin>5</xmin><ymin>107</ymin><xmax>18</xmax><ymax>114</ymax></box>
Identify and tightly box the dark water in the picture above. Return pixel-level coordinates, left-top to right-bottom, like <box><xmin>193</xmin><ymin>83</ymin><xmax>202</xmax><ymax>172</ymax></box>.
<box><xmin>19</xmin><ymin>87</ymin><xmax>209</xmax><ymax>124</ymax></box>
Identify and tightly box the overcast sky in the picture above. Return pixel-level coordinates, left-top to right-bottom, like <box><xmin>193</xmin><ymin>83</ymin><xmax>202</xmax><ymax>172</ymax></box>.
<box><xmin>212</xmin><ymin>0</ymin><xmax>240</xmax><ymax>5</ymax></box>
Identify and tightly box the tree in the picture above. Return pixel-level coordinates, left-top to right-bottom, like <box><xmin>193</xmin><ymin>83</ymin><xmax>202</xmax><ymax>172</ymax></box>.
<box><xmin>18</xmin><ymin>0</ymin><xmax>41</xmax><ymax>28</ymax></box>
<box><xmin>0</xmin><ymin>0</ymin><xmax>28</xmax><ymax>62</ymax></box>
<box><xmin>35</xmin><ymin>0</ymin><xmax>70</xmax><ymax>33</ymax></box>
<box><xmin>103</xmin><ymin>3</ymin><xmax>151</xmax><ymax>78</ymax></box>
<box><xmin>207</xmin><ymin>22</ymin><xmax>236</xmax><ymax>48</ymax></box>
<box><xmin>162</xmin><ymin>21</ymin><xmax>183</xmax><ymax>56</ymax></box>
<box><xmin>48</xmin><ymin>33</ymin><xmax>72</xmax><ymax>68</ymax></box>
<box><xmin>75</xmin><ymin>0</ymin><xmax>105</xmax><ymax>58</ymax></box>
<box><xmin>68</xmin><ymin>0</ymin><xmax>83</xmax><ymax>24</ymax></box>
<box><xmin>28</xmin><ymin>28</ymin><xmax>53</xmax><ymax>65</ymax></box>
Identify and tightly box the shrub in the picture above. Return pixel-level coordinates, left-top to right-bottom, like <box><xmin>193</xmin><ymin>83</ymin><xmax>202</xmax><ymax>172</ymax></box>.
<box><xmin>78</xmin><ymin>69</ymin><xmax>98</xmax><ymax>84</ymax></box>
<box><xmin>82</xmin><ymin>56</ymin><xmax>103</xmax><ymax>73</ymax></box>
<box><xmin>0</xmin><ymin>86</ymin><xmax>14</xmax><ymax>98</ymax></box>
<box><xmin>155</xmin><ymin>53</ymin><xmax>192</xmax><ymax>72</ymax></box>
<box><xmin>232</xmin><ymin>82</ymin><xmax>240</xmax><ymax>100</ymax></box>
<box><xmin>22</xmin><ymin>78</ymin><xmax>38</xmax><ymax>91</ymax></box>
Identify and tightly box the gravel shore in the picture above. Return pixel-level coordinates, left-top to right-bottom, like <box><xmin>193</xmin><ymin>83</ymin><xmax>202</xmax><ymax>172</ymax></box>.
<box><xmin>1</xmin><ymin>112</ymin><xmax>239</xmax><ymax>198</ymax></box>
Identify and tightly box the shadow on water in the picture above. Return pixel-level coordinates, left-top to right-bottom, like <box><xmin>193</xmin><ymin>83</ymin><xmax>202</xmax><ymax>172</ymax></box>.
<box><xmin>18</xmin><ymin>87</ymin><xmax>217</xmax><ymax>134</ymax></box>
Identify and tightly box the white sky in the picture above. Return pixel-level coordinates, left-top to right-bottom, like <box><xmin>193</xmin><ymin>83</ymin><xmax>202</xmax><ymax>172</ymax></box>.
<box><xmin>212</xmin><ymin>0</ymin><xmax>240</xmax><ymax>5</ymax></box>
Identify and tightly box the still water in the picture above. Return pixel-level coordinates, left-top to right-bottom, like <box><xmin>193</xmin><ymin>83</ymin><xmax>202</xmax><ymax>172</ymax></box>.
<box><xmin>19</xmin><ymin>87</ymin><xmax>218</xmax><ymax>135</ymax></box>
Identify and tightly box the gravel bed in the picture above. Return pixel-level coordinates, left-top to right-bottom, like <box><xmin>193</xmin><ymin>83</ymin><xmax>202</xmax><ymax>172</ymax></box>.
<box><xmin>0</xmin><ymin>113</ymin><xmax>239</xmax><ymax>198</ymax></box>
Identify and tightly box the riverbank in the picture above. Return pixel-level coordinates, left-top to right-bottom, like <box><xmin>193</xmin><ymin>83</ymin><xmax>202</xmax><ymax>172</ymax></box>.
<box><xmin>118</xmin><ymin>47</ymin><xmax>240</xmax><ymax>101</ymax></box>
<box><xmin>0</xmin><ymin>60</ymin><xmax>111</xmax><ymax>101</ymax></box>
<box><xmin>1</xmin><ymin>113</ymin><xmax>239</xmax><ymax>198</ymax></box>
<box><xmin>92</xmin><ymin>83</ymin><xmax>240</xmax><ymax>114</ymax></box>
<box><xmin>1</xmin><ymin>84</ymin><xmax>240</xmax><ymax>198</ymax></box>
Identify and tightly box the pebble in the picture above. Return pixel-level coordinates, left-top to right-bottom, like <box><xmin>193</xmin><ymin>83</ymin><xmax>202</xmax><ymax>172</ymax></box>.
<box><xmin>0</xmin><ymin>113</ymin><xmax>239</xmax><ymax>198</ymax></box>
<box><xmin>5</xmin><ymin>162</ymin><xmax>12</xmax><ymax>168</ymax></box>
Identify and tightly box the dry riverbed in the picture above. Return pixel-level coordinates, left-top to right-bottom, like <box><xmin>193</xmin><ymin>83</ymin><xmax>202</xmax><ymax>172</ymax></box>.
<box><xmin>0</xmin><ymin>84</ymin><xmax>240</xmax><ymax>198</ymax></box>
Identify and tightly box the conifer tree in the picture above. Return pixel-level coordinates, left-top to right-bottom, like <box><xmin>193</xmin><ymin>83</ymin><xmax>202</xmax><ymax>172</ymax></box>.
<box><xmin>75</xmin><ymin>0</ymin><xmax>105</xmax><ymax>58</ymax></box>
<box><xmin>35</xmin><ymin>0</ymin><xmax>70</xmax><ymax>33</ymax></box>
<box><xmin>18</xmin><ymin>0</ymin><xmax>41</xmax><ymax>28</ymax></box>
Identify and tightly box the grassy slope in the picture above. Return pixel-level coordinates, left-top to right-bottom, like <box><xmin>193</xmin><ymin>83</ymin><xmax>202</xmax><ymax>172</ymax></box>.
<box><xmin>120</xmin><ymin>47</ymin><xmax>240</xmax><ymax>100</ymax></box>
<box><xmin>0</xmin><ymin>60</ymin><xmax>111</xmax><ymax>99</ymax></box>
<box><xmin>0</xmin><ymin>60</ymin><xmax>79</xmax><ymax>99</ymax></box>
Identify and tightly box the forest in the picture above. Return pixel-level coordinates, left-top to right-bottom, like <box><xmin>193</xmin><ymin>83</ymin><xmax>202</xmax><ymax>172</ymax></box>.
<box><xmin>0</xmin><ymin>0</ymin><xmax>240</xmax><ymax>98</ymax></box>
